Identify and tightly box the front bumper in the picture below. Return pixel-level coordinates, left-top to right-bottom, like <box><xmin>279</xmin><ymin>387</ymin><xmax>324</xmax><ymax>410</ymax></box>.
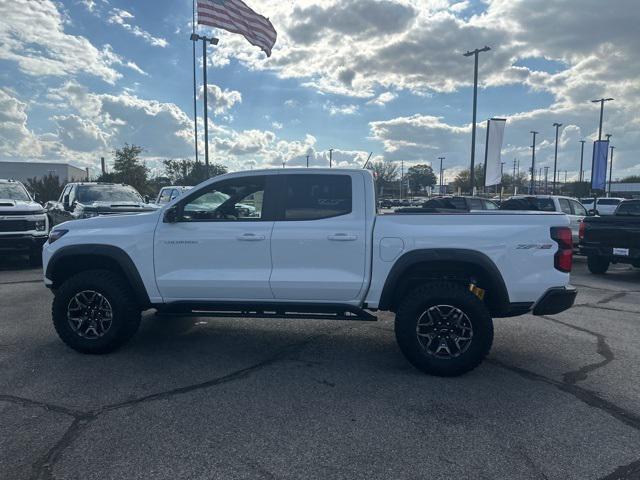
<box><xmin>0</xmin><ymin>234</ymin><xmax>48</xmax><ymax>254</ymax></box>
<box><xmin>532</xmin><ymin>285</ymin><xmax>577</xmax><ymax>316</ymax></box>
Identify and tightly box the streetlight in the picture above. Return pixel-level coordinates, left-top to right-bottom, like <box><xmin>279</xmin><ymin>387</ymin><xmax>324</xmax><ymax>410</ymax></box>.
<box><xmin>306</xmin><ymin>155</ymin><xmax>310</xmax><ymax>168</ymax></box>
<box><xmin>591</xmin><ymin>98</ymin><xmax>614</xmax><ymax>141</ymax></box>
<box><xmin>579</xmin><ymin>140</ymin><xmax>585</xmax><ymax>183</ymax></box>
<box><xmin>329</xmin><ymin>148</ymin><xmax>333</xmax><ymax>168</ymax></box>
<box><xmin>463</xmin><ymin>46</ymin><xmax>491</xmax><ymax>193</ymax></box>
<box><xmin>529</xmin><ymin>131</ymin><xmax>539</xmax><ymax>194</ymax></box>
<box><xmin>191</xmin><ymin>33</ymin><xmax>219</xmax><ymax>177</ymax></box>
<box><xmin>438</xmin><ymin>157</ymin><xmax>445</xmax><ymax>194</ymax></box>
<box><xmin>544</xmin><ymin>166</ymin><xmax>549</xmax><ymax>194</ymax></box>
<box><xmin>552</xmin><ymin>123</ymin><xmax>562</xmax><ymax>194</ymax></box>
<box><xmin>608</xmin><ymin>145</ymin><xmax>615</xmax><ymax>196</ymax></box>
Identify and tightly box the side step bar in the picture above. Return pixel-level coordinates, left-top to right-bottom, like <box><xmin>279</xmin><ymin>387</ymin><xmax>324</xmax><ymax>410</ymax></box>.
<box><xmin>156</xmin><ymin>302</ymin><xmax>378</xmax><ymax>322</ymax></box>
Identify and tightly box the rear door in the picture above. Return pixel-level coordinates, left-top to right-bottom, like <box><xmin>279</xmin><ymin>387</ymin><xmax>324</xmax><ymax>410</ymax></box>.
<box><xmin>269</xmin><ymin>173</ymin><xmax>367</xmax><ymax>302</ymax></box>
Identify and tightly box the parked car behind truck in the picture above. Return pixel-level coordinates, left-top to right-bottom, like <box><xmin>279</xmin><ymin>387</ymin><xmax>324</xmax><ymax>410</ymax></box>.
<box><xmin>43</xmin><ymin>169</ymin><xmax>576</xmax><ymax>377</ymax></box>
<box><xmin>46</xmin><ymin>182</ymin><xmax>159</xmax><ymax>226</ymax></box>
<box><xmin>580</xmin><ymin>199</ymin><xmax>640</xmax><ymax>274</ymax></box>
<box><xmin>0</xmin><ymin>179</ymin><xmax>49</xmax><ymax>265</ymax></box>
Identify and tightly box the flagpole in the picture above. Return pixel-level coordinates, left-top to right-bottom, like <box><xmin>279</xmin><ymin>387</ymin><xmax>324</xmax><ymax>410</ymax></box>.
<box><xmin>192</xmin><ymin>0</ymin><xmax>199</xmax><ymax>164</ymax></box>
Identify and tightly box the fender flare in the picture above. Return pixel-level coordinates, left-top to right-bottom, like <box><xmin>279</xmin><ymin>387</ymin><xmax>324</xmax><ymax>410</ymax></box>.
<box><xmin>377</xmin><ymin>248</ymin><xmax>510</xmax><ymax>314</ymax></box>
<box><xmin>46</xmin><ymin>244</ymin><xmax>151</xmax><ymax>307</ymax></box>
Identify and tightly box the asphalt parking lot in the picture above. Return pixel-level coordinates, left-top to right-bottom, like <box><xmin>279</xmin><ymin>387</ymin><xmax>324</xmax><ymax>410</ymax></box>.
<box><xmin>1</xmin><ymin>257</ymin><xmax>640</xmax><ymax>480</ymax></box>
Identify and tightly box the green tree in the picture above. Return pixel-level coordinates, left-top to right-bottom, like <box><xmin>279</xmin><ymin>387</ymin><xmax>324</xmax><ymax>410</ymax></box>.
<box><xmin>97</xmin><ymin>144</ymin><xmax>150</xmax><ymax>195</ymax></box>
<box><xmin>163</xmin><ymin>159</ymin><xmax>227</xmax><ymax>186</ymax></box>
<box><xmin>450</xmin><ymin>164</ymin><xmax>485</xmax><ymax>193</ymax></box>
<box><xmin>367</xmin><ymin>161</ymin><xmax>399</xmax><ymax>196</ymax></box>
<box><xmin>406</xmin><ymin>164</ymin><xmax>437</xmax><ymax>193</ymax></box>
<box><xmin>620</xmin><ymin>175</ymin><xmax>640</xmax><ymax>183</ymax></box>
<box><xmin>26</xmin><ymin>174</ymin><xmax>64</xmax><ymax>202</ymax></box>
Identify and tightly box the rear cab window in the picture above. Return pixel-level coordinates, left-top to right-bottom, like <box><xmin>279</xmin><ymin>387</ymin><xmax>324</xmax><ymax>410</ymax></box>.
<box><xmin>616</xmin><ymin>202</ymin><xmax>640</xmax><ymax>216</ymax></box>
<box><xmin>282</xmin><ymin>174</ymin><xmax>352</xmax><ymax>220</ymax></box>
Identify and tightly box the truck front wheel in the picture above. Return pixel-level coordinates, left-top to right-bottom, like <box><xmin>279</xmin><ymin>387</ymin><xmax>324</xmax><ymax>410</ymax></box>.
<box><xmin>52</xmin><ymin>270</ymin><xmax>141</xmax><ymax>354</ymax></box>
<box><xmin>394</xmin><ymin>281</ymin><xmax>493</xmax><ymax>377</ymax></box>
<box><xmin>587</xmin><ymin>255</ymin><xmax>609</xmax><ymax>274</ymax></box>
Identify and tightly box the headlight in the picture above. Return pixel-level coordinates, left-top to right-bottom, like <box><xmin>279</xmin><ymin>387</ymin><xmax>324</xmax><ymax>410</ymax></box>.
<box><xmin>34</xmin><ymin>219</ymin><xmax>47</xmax><ymax>231</ymax></box>
<box><xmin>48</xmin><ymin>229</ymin><xmax>68</xmax><ymax>243</ymax></box>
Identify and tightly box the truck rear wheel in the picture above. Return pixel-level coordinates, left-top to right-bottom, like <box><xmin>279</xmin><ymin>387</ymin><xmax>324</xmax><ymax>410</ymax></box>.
<box><xmin>394</xmin><ymin>281</ymin><xmax>493</xmax><ymax>377</ymax></box>
<box><xmin>587</xmin><ymin>255</ymin><xmax>609</xmax><ymax>274</ymax></box>
<box><xmin>52</xmin><ymin>270</ymin><xmax>141</xmax><ymax>354</ymax></box>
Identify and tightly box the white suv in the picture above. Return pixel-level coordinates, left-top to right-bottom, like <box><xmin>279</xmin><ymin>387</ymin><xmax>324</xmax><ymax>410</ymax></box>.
<box><xmin>0</xmin><ymin>179</ymin><xmax>49</xmax><ymax>265</ymax></box>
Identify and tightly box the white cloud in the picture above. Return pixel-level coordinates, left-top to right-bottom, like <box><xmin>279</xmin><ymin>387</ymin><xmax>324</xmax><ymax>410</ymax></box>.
<box><xmin>198</xmin><ymin>85</ymin><xmax>242</xmax><ymax>115</ymax></box>
<box><xmin>367</xmin><ymin>92</ymin><xmax>398</xmax><ymax>106</ymax></box>
<box><xmin>107</xmin><ymin>8</ymin><xmax>168</xmax><ymax>48</ymax></box>
<box><xmin>53</xmin><ymin>114</ymin><xmax>108</xmax><ymax>152</ymax></box>
<box><xmin>323</xmin><ymin>102</ymin><xmax>359</xmax><ymax>116</ymax></box>
<box><xmin>0</xmin><ymin>0</ymin><xmax>127</xmax><ymax>83</ymax></box>
<box><xmin>271</xmin><ymin>122</ymin><xmax>283</xmax><ymax>130</ymax></box>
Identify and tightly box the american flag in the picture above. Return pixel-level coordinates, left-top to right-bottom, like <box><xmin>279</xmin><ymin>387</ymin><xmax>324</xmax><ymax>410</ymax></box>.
<box><xmin>197</xmin><ymin>0</ymin><xmax>277</xmax><ymax>57</ymax></box>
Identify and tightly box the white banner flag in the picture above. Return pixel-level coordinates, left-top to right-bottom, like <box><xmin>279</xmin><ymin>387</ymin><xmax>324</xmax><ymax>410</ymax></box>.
<box><xmin>484</xmin><ymin>118</ymin><xmax>506</xmax><ymax>187</ymax></box>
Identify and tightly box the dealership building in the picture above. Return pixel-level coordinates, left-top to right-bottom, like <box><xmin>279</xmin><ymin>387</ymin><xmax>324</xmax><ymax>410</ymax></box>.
<box><xmin>0</xmin><ymin>161</ymin><xmax>89</xmax><ymax>183</ymax></box>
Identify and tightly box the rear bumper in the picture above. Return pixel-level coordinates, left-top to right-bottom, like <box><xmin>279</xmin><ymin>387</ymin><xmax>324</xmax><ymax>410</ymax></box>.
<box><xmin>0</xmin><ymin>234</ymin><xmax>48</xmax><ymax>254</ymax></box>
<box><xmin>532</xmin><ymin>286</ymin><xmax>577</xmax><ymax>316</ymax></box>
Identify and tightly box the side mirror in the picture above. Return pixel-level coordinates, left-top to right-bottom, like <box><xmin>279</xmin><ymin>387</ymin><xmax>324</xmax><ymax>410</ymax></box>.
<box><xmin>144</xmin><ymin>195</ymin><xmax>150</xmax><ymax>204</ymax></box>
<box><xmin>587</xmin><ymin>209</ymin><xmax>598</xmax><ymax>216</ymax></box>
<box><xmin>164</xmin><ymin>206</ymin><xmax>179</xmax><ymax>223</ymax></box>
<box><xmin>63</xmin><ymin>195</ymin><xmax>70</xmax><ymax>210</ymax></box>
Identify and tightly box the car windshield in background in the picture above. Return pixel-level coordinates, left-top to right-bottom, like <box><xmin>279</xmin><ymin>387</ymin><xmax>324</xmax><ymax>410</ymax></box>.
<box><xmin>0</xmin><ymin>184</ymin><xmax>30</xmax><ymax>201</ymax></box>
<box><xmin>616</xmin><ymin>202</ymin><xmax>640</xmax><ymax>216</ymax></box>
<box><xmin>500</xmin><ymin>197</ymin><xmax>555</xmax><ymax>212</ymax></box>
<box><xmin>598</xmin><ymin>199</ymin><xmax>622</xmax><ymax>205</ymax></box>
<box><xmin>76</xmin><ymin>185</ymin><xmax>142</xmax><ymax>203</ymax></box>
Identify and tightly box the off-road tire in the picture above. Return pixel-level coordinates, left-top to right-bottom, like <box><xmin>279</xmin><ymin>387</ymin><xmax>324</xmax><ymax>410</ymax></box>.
<box><xmin>395</xmin><ymin>281</ymin><xmax>494</xmax><ymax>377</ymax></box>
<box><xmin>52</xmin><ymin>269</ymin><xmax>141</xmax><ymax>354</ymax></box>
<box><xmin>587</xmin><ymin>255</ymin><xmax>610</xmax><ymax>275</ymax></box>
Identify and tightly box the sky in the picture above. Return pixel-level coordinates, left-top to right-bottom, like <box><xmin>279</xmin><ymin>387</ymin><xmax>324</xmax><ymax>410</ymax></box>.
<box><xmin>1</xmin><ymin>0</ymin><xmax>639</xmax><ymax>182</ymax></box>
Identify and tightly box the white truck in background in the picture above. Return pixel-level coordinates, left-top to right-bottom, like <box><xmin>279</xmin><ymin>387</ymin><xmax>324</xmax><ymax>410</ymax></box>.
<box><xmin>42</xmin><ymin>169</ymin><xmax>576</xmax><ymax>376</ymax></box>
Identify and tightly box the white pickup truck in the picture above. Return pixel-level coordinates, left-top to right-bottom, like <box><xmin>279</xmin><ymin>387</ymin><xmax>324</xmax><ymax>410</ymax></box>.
<box><xmin>43</xmin><ymin>169</ymin><xmax>576</xmax><ymax>376</ymax></box>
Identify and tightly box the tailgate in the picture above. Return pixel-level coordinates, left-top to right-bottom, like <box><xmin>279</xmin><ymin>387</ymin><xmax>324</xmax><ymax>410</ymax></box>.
<box><xmin>584</xmin><ymin>222</ymin><xmax>640</xmax><ymax>249</ymax></box>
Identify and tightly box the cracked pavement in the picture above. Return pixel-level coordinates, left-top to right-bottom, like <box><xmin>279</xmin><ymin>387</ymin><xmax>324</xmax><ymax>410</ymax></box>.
<box><xmin>1</xmin><ymin>257</ymin><xmax>640</xmax><ymax>479</ymax></box>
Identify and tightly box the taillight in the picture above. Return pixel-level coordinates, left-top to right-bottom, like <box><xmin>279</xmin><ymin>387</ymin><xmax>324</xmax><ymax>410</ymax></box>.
<box><xmin>551</xmin><ymin>226</ymin><xmax>573</xmax><ymax>273</ymax></box>
<box><xmin>579</xmin><ymin>221</ymin><xmax>586</xmax><ymax>242</ymax></box>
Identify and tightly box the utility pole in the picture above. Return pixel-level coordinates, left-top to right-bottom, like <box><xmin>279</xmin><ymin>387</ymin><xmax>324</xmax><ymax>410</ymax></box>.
<box><xmin>191</xmin><ymin>33</ymin><xmax>219</xmax><ymax>177</ymax></box>
<box><xmin>463</xmin><ymin>46</ymin><xmax>491</xmax><ymax>194</ymax></box>
<box><xmin>329</xmin><ymin>148</ymin><xmax>333</xmax><ymax>168</ymax></box>
<box><xmin>608</xmin><ymin>145</ymin><xmax>615</xmax><ymax>196</ymax></box>
<box><xmin>306</xmin><ymin>155</ymin><xmax>310</xmax><ymax>168</ymax></box>
<box><xmin>544</xmin><ymin>166</ymin><xmax>549</xmax><ymax>194</ymax></box>
<box><xmin>579</xmin><ymin>140</ymin><xmax>585</xmax><ymax>183</ymax></box>
<box><xmin>438</xmin><ymin>157</ymin><xmax>445</xmax><ymax>195</ymax></box>
<box><xmin>591</xmin><ymin>98</ymin><xmax>614</xmax><ymax>141</ymax></box>
<box><xmin>529</xmin><ymin>131</ymin><xmax>538</xmax><ymax>194</ymax></box>
<box><xmin>552</xmin><ymin>123</ymin><xmax>562</xmax><ymax>194</ymax></box>
<box><xmin>400</xmin><ymin>160</ymin><xmax>404</xmax><ymax>200</ymax></box>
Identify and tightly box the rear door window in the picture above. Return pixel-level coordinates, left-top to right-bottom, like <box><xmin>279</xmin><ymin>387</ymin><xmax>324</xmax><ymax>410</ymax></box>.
<box><xmin>483</xmin><ymin>200</ymin><xmax>499</xmax><ymax>210</ymax></box>
<box><xmin>283</xmin><ymin>174</ymin><xmax>352</xmax><ymax>220</ymax></box>
<box><xmin>570</xmin><ymin>200</ymin><xmax>587</xmax><ymax>216</ymax></box>
<box><xmin>468</xmin><ymin>198</ymin><xmax>483</xmax><ymax>210</ymax></box>
<box><xmin>559</xmin><ymin>198</ymin><xmax>572</xmax><ymax>214</ymax></box>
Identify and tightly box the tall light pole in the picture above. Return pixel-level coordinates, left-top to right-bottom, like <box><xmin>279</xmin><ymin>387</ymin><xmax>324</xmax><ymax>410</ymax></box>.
<box><xmin>552</xmin><ymin>123</ymin><xmax>562</xmax><ymax>194</ymax></box>
<box><xmin>529</xmin><ymin>131</ymin><xmax>538</xmax><ymax>194</ymax></box>
<box><xmin>579</xmin><ymin>140</ymin><xmax>585</xmax><ymax>183</ymax></box>
<box><xmin>191</xmin><ymin>33</ymin><xmax>219</xmax><ymax>177</ymax></box>
<box><xmin>191</xmin><ymin>2</ymin><xmax>198</xmax><ymax>164</ymax></box>
<box><xmin>608</xmin><ymin>145</ymin><xmax>615</xmax><ymax>196</ymax></box>
<box><xmin>463</xmin><ymin>46</ymin><xmax>491</xmax><ymax>194</ymax></box>
<box><xmin>544</xmin><ymin>166</ymin><xmax>549</xmax><ymax>194</ymax></box>
<box><xmin>329</xmin><ymin>148</ymin><xmax>333</xmax><ymax>168</ymax></box>
<box><xmin>306</xmin><ymin>154</ymin><xmax>310</xmax><ymax>168</ymax></box>
<box><xmin>438</xmin><ymin>156</ymin><xmax>445</xmax><ymax>194</ymax></box>
<box><xmin>591</xmin><ymin>98</ymin><xmax>614</xmax><ymax>141</ymax></box>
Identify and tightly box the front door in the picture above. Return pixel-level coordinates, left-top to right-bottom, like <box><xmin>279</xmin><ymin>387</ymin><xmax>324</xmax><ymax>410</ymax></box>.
<box><xmin>154</xmin><ymin>175</ymin><xmax>275</xmax><ymax>301</ymax></box>
<box><xmin>269</xmin><ymin>173</ymin><xmax>367</xmax><ymax>302</ymax></box>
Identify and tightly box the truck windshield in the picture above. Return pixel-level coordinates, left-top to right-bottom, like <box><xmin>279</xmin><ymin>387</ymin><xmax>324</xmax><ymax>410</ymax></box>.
<box><xmin>0</xmin><ymin>183</ymin><xmax>30</xmax><ymax>201</ymax></box>
<box><xmin>76</xmin><ymin>185</ymin><xmax>142</xmax><ymax>203</ymax></box>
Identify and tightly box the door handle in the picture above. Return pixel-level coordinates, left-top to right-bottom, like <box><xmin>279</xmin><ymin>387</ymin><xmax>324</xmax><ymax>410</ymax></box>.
<box><xmin>327</xmin><ymin>233</ymin><xmax>357</xmax><ymax>241</ymax></box>
<box><xmin>237</xmin><ymin>233</ymin><xmax>265</xmax><ymax>241</ymax></box>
